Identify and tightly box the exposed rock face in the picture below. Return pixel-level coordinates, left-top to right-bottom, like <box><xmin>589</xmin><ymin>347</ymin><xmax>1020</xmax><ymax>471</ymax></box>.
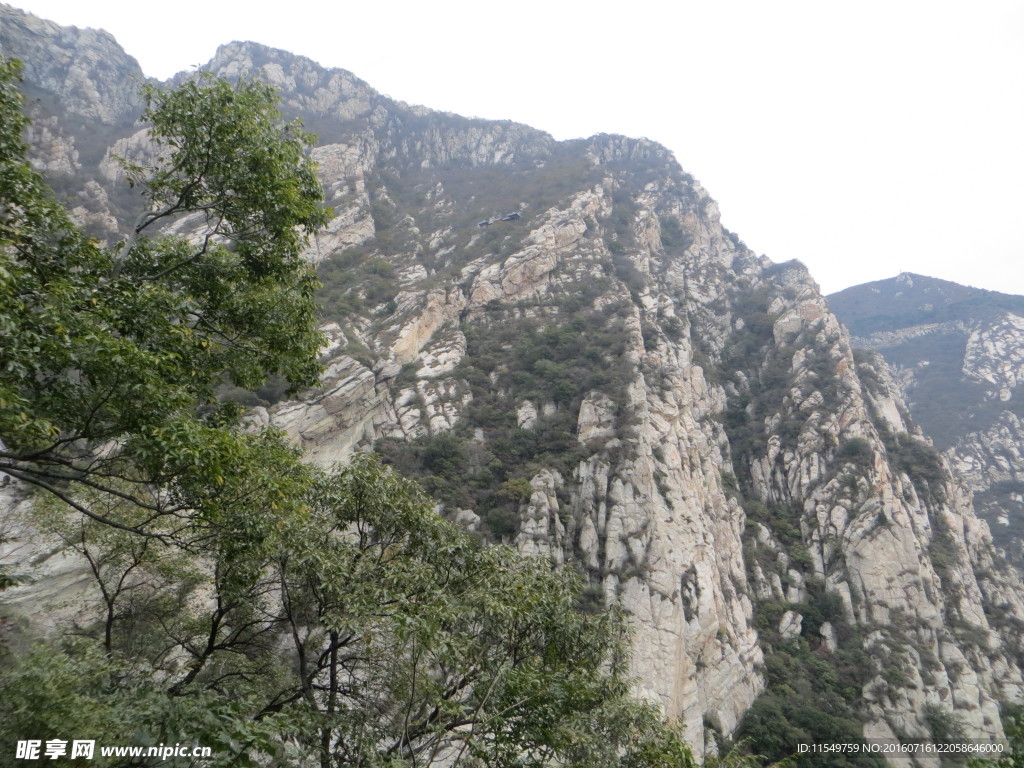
<box><xmin>950</xmin><ymin>406</ymin><xmax>1024</xmax><ymax>573</ymax></box>
<box><xmin>23</xmin><ymin>113</ymin><xmax>79</xmax><ymax>173</ymax></box>
<box><xmin>271</xmin><ymin>354</ymin><xmax>390</xmax><ymax>466</ymax></box>
<box><xmin>964</xmin><ymin>313</ymin><xmax>1024</xmax><ymax>403</ymax></box>
<box><xmin>830</xmin><ymin>274</ymin><xmax>1024</xmax><ymax>568</ymax></box>
<box><xmin>5</xmin><ymin>7</ymin><xmax>1024</xmax><ymax>762</ymax></box>
<box><xmin>0</xmin><ymin>484</ymin><xmax>96</xmax><ymax>635</ymax></box>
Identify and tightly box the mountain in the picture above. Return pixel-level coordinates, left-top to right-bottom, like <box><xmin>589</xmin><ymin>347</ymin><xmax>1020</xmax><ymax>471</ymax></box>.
<box><xmin>4</xmin><ymin>4</ymin><xmax>1024</xmax><ymax>761</ymax></box>
<box><xmin>830</xmin><ymin>273</ymin><xmax>1024</xmax><ymax>567</ymax></box>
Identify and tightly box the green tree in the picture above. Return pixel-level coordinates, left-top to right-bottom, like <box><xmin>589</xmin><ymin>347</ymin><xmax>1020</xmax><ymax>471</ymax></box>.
<box><xmin>4</xmin><ymin>454</ymin><xmax>702</xmax><ymax>767</ymax></box>
<box><xmin>275</xmin><ymin>454</ymin><xmax>697</xmax><ymax>767</ymax></box>
<box><xmin>0</xmin><ymin>57</ymin><xmax>328</xmax><ymax>542</ymax></box>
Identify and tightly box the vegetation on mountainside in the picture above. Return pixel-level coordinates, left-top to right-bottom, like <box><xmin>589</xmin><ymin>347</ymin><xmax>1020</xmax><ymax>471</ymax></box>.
<box><xmin>377</xmin><ymin>293</ymin><xmax>637</xmax><ymax>541</ymax></box>
<box><xmin>0</xmin><ymin>59</ymin><xmax>714</xmax><ymax>766</ymax></box>
<box><xmin>827</xmin><ymin>274</ymin><xmax>1024</xmax><ymax>339</ymax></box>
<box><xmin>856</xmin><ymin>329</ymin><xmax>1019</xmax><ymax>451</ymax></box>
<box><xmin>710</xmin><ymin>278</ymin><xmax>961</xmax><ymax>765</ymax></box>
<box><xmin>734</xmin><ymin>602</ymin><xmax>885</xmax><ymax>768</ymax></box>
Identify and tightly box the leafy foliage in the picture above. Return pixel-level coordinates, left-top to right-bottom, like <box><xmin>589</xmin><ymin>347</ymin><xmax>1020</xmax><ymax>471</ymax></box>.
<box><xmin>0</xmin><ymin>58</ymin><xmax>327</xmax><ymax>540</ymax></box>
<box><xmin>735</xmin><ymin>632</ymin><xmax>882</xmax><ymax>768</ymax></box>
<box><xmin>3</xmin><ymin>454</ymin><xmax>700</xmax><ymax>767</ymax></box>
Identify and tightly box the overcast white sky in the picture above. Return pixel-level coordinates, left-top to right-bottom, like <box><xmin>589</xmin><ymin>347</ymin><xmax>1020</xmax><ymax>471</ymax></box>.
<box><xmin>9</xmin><ymin>0</ymin><xmax>1024</xmax><ymax>296</ymax></box>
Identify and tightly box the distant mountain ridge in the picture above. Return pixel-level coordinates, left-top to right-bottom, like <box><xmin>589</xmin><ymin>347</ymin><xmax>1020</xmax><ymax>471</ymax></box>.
<box><xmin>830</xmin><ymin>272</ymin><xmax>1024</xmax><ymax>338</ymax></box>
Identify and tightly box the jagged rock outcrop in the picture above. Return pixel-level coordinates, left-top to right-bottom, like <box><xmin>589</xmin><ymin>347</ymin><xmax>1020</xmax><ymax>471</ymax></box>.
<box><xmin>964</xmin><ymin>313</ymin><xmax>1024</xmax><ymax>403</ymax></box>
<box><xmin>953</xmin><ymin>412</ymin><xmax>1024</xmax><ymax>518</ymax></box>
<box><xmin>830</xmin><ymin>274</ymin><xmax>1024</xmax><ymax>570</ymax></box>
<box><xmin>5</xmin><ymin>7</ymin><xmax>1024</xmax><ymax>762</ymax></box>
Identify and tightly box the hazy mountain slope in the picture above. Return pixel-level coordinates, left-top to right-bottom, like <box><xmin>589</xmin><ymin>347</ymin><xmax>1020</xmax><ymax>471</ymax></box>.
<box><xmin>830</xmin><ymin>273</ymin><xmax>1024</xmax><ymax>568</ymax></box>
<box><xmin>829</xmin><ymin>273</ymin><xmax>1024</xmax><ymax>341</ymax></box>
<box><xmin>4</xmin><ymin>5</ymin><xmax>1024</xmax><ymax>762</ymax></box>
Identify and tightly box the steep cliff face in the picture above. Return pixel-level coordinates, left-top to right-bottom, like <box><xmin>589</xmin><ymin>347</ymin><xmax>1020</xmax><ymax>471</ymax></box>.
<box><xmin>829</xmin><ymin>274</ymin><xmax>1024</xmax><ymax>570</ymax></box>
<box><xmin>4</xmin><ymin>5</ymin><xmax>1024</xmax><ymax>761</ymax></box>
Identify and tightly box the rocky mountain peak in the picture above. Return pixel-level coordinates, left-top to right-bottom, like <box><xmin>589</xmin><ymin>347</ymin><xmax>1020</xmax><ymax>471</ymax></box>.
<box><xmin>197</xmin><ymin>39</ymin><xmax>381</xmax><ymax>121</ymax></box>
<box><xmin>0</xmin><ymin>2</ymin><xmax>144</xmax><ymax>124</ymax></box>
